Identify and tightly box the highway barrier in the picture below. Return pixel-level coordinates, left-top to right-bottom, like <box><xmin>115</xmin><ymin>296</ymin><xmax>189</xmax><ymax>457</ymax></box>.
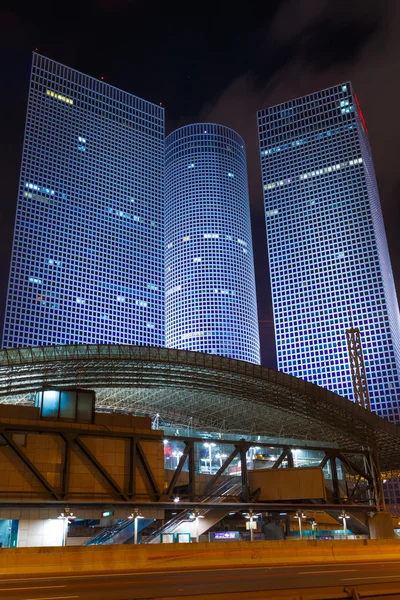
<box><xmin>0</xmin><ymin>539</ymin><xmax>400</xmax><ymax>577</ymax></box>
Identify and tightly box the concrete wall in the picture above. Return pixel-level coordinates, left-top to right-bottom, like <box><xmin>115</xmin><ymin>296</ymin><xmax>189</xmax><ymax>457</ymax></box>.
<box><xmin>0</xmin><ymin>539</ymin><xmax>400</xmax><ymax>576</ymax></box>
<box><xmin>18</xmin><ymin>519</ymin><xmax>64</xmax><ymax>547</ymax></box>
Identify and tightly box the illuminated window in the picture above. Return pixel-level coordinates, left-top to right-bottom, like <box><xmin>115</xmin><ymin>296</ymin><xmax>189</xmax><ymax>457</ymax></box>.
<box><xmin>46</xmin><ymin>89</ymin><xmax>74</xmax><ymax>104</ymax></box>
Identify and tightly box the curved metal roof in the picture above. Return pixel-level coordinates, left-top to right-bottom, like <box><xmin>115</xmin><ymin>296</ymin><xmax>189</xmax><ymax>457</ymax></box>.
<box><xmin>0</xmin><ymin>344</ymin><xmax>399</xmax><ymax>470</ymax></box>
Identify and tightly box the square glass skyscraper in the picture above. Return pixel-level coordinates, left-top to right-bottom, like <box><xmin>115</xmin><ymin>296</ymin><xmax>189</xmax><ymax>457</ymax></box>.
<box><xmin>2</xmin><ymin>53</ymin><xmax>164</xmax><ymax>348</ymax></box>
<box><xmin>258</xmin><ymin>82</ymin><xmax>400</xmax><ymax>423</ymax></box>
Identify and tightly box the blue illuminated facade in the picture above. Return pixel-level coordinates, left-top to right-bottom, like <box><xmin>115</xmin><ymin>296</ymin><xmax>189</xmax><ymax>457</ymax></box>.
<box><xmin>2</xmin><ymin>53</ymin><xmax>164</xmax><ymax>348</ymax></box>
<box><xmin>258</xmin><ymin>82</ymin><xmax>400</xmax><ymax>423</ymax></box>
<box><xmin>165</xmin><ymin>123</ymin><xmax>260</xmax><ymax>364</ymax></box>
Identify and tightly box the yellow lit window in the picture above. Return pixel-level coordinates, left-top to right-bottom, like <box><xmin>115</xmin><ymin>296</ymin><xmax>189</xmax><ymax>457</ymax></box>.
<box><xmin>46</xmin><ymin>89</ymin><xmax>73</xmax><ymax>105</ymax></box>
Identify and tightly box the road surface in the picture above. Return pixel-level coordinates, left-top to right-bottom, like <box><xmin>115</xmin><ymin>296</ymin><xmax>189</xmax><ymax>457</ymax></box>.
<box><xmin>0</xmin><ymin>561</ymin><xmax>400</xmax><ymax>599</ymax></box>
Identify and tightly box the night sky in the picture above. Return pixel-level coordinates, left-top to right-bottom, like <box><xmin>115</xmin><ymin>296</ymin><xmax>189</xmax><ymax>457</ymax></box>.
<box><xmin>0</xmin><ymin>0</ymin><xmax>399</xmax><ymax>367</ymax></box>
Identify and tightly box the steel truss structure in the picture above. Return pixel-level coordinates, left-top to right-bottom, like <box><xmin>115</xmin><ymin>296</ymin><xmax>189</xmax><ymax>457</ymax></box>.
<box><xmin>0</xmin><ymin>344</ymin><xmax>399</xmax><ymax>473</ymax></box>
<box><xmin>0</xmin><ymin>418</ymin><xmax>383</xmax><ymax>513</ymax></box>
<box><xmin>346</xmin><ymin>325</ymin><xmax>371</xmax><ymax>411</ymax></box>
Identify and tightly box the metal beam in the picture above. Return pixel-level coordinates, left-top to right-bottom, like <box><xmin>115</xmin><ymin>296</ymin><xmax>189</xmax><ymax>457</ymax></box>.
<box><xmin>60</xmin><ymin>434</ymin><xmax>73</xmax><ymax>500</ymax></box>
<box><xmin>75</xmin><ymin>437</ymin><xmax>128</xmax><ymax>501</ymax></box>
<box><xmin>330</xmin><ymin>456</ymin><xmax>340</xmax><ymax>503</ymax></box>
<box><xmin>319</xmin><ymin>452</ymin><xmax>332</xmax><ymax>470</ymax></box>
<box><xmin>272</xmin><ymin>448</ymin><xmax>289</xmax><ymax>469</ymax></box>
<box><xmin>347</xmin><ymin>474</ymin><xmax>362</xmax><ymax>500</ymax></box>
<box><xmin>366</xmin><ymin>448</ymin><xmax>385</xmax><ymax>511</ymax></box>
<box><xmin>0</xmin><ymin>431</ymin><xmax>61</xmax><ymax>501</ymax></box>
<box><xmin>187</xmin><ymin>441</ymin><xmax>195</xmax><ymax>501</ymax></box>
<box><xmin>0</xmin><ymin>499</ymin><xmax>379</xmax><ymax>513</ymax></box>
<box><xmin>136</xmin><ymin>440</ymin><xmax>160</xmax><ymax>500</ymax></box>
<box><xmin>198</xmin><ymin>446</ymin><xmax>240</xmax><ymax>497</ymax></box>
<box><xmin>240</xmin><ymin>446</ymin><xmax>249</xmax><ymax>502</ymax></box>
<box><xmin>0</xmin><ymin>423</ymin><xmax>365</xmax><ymax>454</ymax></box>
<box><xmin>337</xmin><ymin>453</ymin><xmax>372</xmax><ymax>482</ymax></box>
<box><xmin>128</xmin><ymin>437</ymin><xmax>136</xmax><ymax>499</ymax></box>
<box><xmin>166</xmin><ymin>444</ymin><xmax>190</xmax><ymax>497</ymax></box>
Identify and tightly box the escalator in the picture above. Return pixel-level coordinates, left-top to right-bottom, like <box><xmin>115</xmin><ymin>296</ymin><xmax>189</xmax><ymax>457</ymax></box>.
<box><xmin>324</xmin><ymin>507</ymin><xmax>369</xmax><ymax>536</ymax></box>
<box><xmin>308</xmin><ymin>498</ymin><xmax>370</xmax><ymax>536</ymax></box>
<box><xmin>144</xmin><ymin>476</ymin><xmax>243</xmax><ymax>544</ymax></box>
<box><xmin>84</xmin><ymin>517</ymin><xmax>155</xmax><ymax>546</ymax></box>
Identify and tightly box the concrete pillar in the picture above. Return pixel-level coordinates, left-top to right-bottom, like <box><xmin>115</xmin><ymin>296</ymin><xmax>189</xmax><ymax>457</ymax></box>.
<box><xmin>368</xmin><ymin>512</ymin><xmax>396</xmax><ymax>539</ymax></box>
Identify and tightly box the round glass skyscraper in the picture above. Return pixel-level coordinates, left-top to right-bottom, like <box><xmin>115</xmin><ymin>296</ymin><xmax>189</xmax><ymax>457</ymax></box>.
<box><xmin>165</xmin><ymin>123</ymin><xmax>260</xmax><ymax>364</ymax></box>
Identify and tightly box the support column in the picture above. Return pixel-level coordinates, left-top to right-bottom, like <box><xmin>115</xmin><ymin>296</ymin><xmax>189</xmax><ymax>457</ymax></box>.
<box><xmin>240</xmin><ymin>447</ymin><xmax>249</xmax><ymax>502</ymax></box>
<box><xmin>188</xmin><ymin>441</ymin><xmax>195</xmax><ymax>501</ymax></box>
<box><xmin>128</xmin><ymin>437</ymin><xmax>136</xmax><ymax>499</ymax></box>
<box><xmin>368</xmin><ymin>448</ymin><xmax>385</xmax><ymax>511</ymax></box>
<box><xmin>330</xmin><ymin>456</ymin><xmax>340</xmax><ymax>503</ymax></box>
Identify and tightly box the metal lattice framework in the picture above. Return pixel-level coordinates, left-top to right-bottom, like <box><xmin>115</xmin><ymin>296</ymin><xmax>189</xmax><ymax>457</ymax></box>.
<box><xmin>346</xmin><ymin>325</ymin><xmax>371</xmax><ymax>411</ymax></box>
<box><xmin>0</xmin><ymin>344</ymin><xmax>399</xmax><ymax>471</ymax></box>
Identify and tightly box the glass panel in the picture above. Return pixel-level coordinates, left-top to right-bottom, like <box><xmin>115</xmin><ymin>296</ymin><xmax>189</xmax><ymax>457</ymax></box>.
<box><xmin>293</xmin><ymin>449</ymin><xmax>325</xmax><ymax>468</ymax></box>
<box><xmin>42</xmin><ymin>390</ymin><xmax>59</xmax><ymax>418</ymax></box>
<box><xmin>0</xmin><ymin>520</ymin><xmax>13</xmax><ymax>548</ymax></box>
<box><xmin>247</xmin><ymin>446</ymin><xmax>284</xmax><ymax>469</ymax></box>
<box><xmin>164</xmin><ymin>440</ymin><xmax>186</xmax><ymax>471</ymax></box>
<box><xmin>76</xmin><ymin>392</ymin><xmax>94</xmax><ymax>422</ymax></box>
<box><xmin>60</xmin><ymin>391</ymin><xmax>77</xmax><ymax>420</ymax></box>
<box><xmin>34</xmin><ymin>392</ymin><xmax>42</xmax><ymax>408</ymax></box>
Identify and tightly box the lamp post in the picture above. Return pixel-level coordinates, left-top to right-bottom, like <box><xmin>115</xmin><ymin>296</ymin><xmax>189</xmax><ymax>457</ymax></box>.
<box><xmin>172</xmin><ymin>450</ymin><xmax>183</xmax><ymax>468</ymax></box>
<box><xmin>339</xmin><ymin>510</ymin><xmax>350</xmax><ymax>539</ymax></box>
<box><xmin>58</xmin><ymin>506</ymin><xmax>76</xmax><ymax>547</ymax></box>
<box><xmin>245</xmin><ymin>509</ymin><xmax>259</xmax><ymax>542</ymax></box>
<box><xmin>311</xmin><ymin>520</ymin><xmax>318</xmax><ymax>538</ymax></box>
<box><xmin>128</xmin><ymin>508</ymin><xmax>144</xmax><ymax>545</ymax></box>
<box><xmin>215</xmin><ymin>452</ymin><xmax>227</xmax><ymax>468</ymax></box>
<box><xmin>294</xmin><ymin>511</ymin><xmax>306</xmax><ymax>540</ymax></box>
<box><xmin>204</xmin><ymin>443</ymin><xmax>216</xmax><ymax>474</ymax></box>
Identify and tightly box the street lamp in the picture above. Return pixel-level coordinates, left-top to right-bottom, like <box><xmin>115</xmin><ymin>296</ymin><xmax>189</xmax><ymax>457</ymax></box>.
<box><xmin>294</xmin><ymin>511</ymin><xmax>306</xmax><ymax>540</ymax></box>
<box><xmin>338</xmin><ymin>510</ymin><xmax>350</xmax><ymax>539</ymax></box>
<box><xmin>204</xmin><ymin>443</ymin><xmax>216</xmax><ymax>474</ymax></box>
<box><xmin>311</xmin><ymin>520</ymin><xmax>318</xmax><ymax>538</ymax></box>
<box><xmin>128</xmin><ymin>508</ymin><xmax>144</xmax><ymax>545</ymax></box>
<box><xmin>190</xmin><ymin>508</ymin><xmax>205</xmax><ymax>543</ymax></box>
<box><xmin>244</xmin><ymin>509</ymin><xmax>259</xmax><ymax>542</ymax></box>
<box><xmin>58</xmin><ymin>506</ymin><xmax>76</xmax><ymax>547</ymax></box>
<box><xmin>215</xmin><ymin>452</ymin><xmax>228</xmax><ymax>468</ymax></box>
<box><xmin>204</xmin><ymin>442</ymin><xmax>215</xmax><ymax>475</ymax></box>
<box><xmin>172</xmin><ymin>450</ymin><xmax>183</xmax><ymax>468</ymax></box>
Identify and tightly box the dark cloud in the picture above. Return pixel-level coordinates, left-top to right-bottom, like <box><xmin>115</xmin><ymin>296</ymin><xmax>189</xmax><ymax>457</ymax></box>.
<box><xmin>200</xmin><ymin>0</ymin><xmax>398</xmax><ymax>366</ymax></box>
<box><xmin>302</xmin><ymin>15</ymin><xmax>382</xmax><ymax>69</ymax></box>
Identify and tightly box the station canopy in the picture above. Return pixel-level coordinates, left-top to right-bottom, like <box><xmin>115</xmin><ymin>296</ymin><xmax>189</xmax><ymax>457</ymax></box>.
<box><xmin>0</xmin><ymin>344</ymin><xmax>399</xmax><ymax>470</ymax></box>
